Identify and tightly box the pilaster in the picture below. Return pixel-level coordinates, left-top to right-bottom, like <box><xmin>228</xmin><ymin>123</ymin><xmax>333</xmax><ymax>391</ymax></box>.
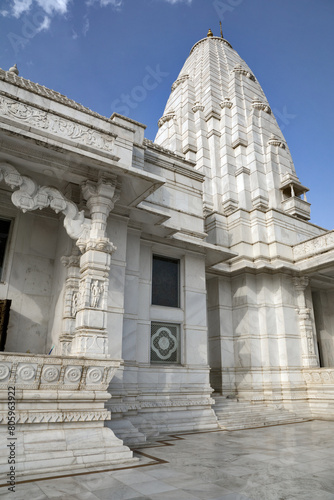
<box><xmin>293</xmin><ymin>276</ymin><xmax>319</xmax><ymax>367</ymax></box>
<box><xmin>71</xmin><ymin>178</ymin><xmax>119</xmax><ymax>357</ymax></box>
<box><xmin>59</xmin><ymin>246</ymin><xmax>81</xmax><ymax>355</ymax></box>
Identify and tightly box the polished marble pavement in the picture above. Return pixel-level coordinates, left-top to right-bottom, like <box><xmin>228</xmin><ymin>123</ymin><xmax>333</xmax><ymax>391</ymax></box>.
<box><xmin>1</xmin><ymin>420</ymin><xmax>334</xmax><ymax>500</ymax></box>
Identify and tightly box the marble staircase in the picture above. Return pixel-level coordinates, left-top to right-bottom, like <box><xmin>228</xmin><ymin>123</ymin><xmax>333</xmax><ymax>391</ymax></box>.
<box><xmin>213</xmin><ymin>396</ymin><xmax>311</xmax><ymax>430</ymax></box>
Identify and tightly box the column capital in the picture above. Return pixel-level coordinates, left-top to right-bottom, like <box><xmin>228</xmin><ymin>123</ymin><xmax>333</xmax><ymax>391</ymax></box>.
<box><xmin>292</xmin><ymin>276</ymin><xmax>309</xmax><ymax>291</ymax></box>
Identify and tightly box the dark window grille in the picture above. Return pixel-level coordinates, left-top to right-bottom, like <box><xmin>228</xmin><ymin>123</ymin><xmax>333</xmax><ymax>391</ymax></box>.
<box><xmin>152</xmin><ymin>255</ymin><xmax>179</xmax><ymax>308</ymax></box>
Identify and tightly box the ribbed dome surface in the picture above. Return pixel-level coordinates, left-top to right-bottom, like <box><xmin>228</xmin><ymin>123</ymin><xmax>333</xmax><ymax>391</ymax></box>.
<box><xmin>155</xmin><ymin>35</ymin><xmax>309</xmax><ymax>218</ymax></box>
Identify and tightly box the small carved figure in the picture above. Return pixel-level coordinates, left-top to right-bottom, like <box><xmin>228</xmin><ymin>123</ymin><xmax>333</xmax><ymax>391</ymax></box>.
<box><xmin>90</xmin><ymin>280</ymin><xmax>102</xmax><ymax>308</ymax></box>
<box><xmin>71</xmin><ymin>291</ymin><xmax>78</xmax><ymax>317</ymax></box>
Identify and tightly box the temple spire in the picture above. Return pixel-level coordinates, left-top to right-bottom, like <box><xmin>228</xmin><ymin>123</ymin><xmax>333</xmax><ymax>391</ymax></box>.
<box><xmin>207</xmin><ymin>28</ymin><xmax>213</xmax><ymax>38</ymax></box>
<box><xmin>220</xmin><ymin>21</ymin><xmax>223</xmax><ymax>38</ymax></box>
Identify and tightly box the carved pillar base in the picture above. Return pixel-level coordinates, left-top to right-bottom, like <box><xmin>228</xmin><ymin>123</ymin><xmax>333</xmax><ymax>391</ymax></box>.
<box><xmin>71</xmin><ymin>331</ymin><xmax>109</xmax><ymax>358</ymax></box>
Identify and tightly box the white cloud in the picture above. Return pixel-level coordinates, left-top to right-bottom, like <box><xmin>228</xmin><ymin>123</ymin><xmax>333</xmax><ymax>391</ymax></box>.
<box><xmin>6</xmin><ymin>0</ymin><xmax>70</xmax><ymax>18</ymax></box>
<box><xmin>160</xmin><ymin>0</ymin><xmax>192</xmax><ymax>3</ymax></box>
<box><xmin>35</xmin><ymin>15</ymin><xmax>51</xmax><ymax>31</ymax></box>
<box><xmin>82</xmin><ymin>15</ymin><xmax>89</xmax><ymax>35</ymax></box>
<box><xmin>35</xmin><ymin>0</ymin><xmax>70</xmax><ymax>15</ymax></box>
<box><xmin>86</xmin><ymin>0</ymin><xmax>123</xmax><ymax>8</ymax></box>
<box><xmin>11</xmin><ymin>0</ymin><xmax>33</xmax><ymax>17</ymax></box>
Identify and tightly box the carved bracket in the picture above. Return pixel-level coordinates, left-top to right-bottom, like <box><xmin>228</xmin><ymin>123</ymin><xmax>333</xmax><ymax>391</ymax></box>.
<box><xmin>0</xmin><ymin>162</ymin><xmax>90</xmax><ymax>240</ymax></box>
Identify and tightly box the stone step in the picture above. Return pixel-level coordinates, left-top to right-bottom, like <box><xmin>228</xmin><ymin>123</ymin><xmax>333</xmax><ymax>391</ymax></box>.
<box><xmin>212</xmin><ymin>397</ymin><xmax>311</xmax><ymax>431</ymax></box>
<box><xmin>218</xmin><ymin>417</ymin><xmax>308</xmax><ymax>431</ymax></box>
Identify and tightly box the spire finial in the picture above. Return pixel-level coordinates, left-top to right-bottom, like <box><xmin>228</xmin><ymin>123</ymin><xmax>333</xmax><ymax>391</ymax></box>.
<box><xmin>220</xmin><ymin>21</ymin><xmax>223</xmax><ymax>39</ymax></box>
<box><xmin>207</xmin><ymin>29</ymin><xmax>213</xmax><ymax>38</ymax></box>
<box><xmin>8</xmin><ymin>63</ymin><xmax>19</xmax><ymax>75</ymax></box>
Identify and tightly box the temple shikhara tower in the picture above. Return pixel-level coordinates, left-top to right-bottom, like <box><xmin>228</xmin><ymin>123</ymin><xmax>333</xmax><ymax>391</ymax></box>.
<box><xmin>1</xmin><ymin>29</ymin><xmax>334</xmax><ymax>479</ymax></box>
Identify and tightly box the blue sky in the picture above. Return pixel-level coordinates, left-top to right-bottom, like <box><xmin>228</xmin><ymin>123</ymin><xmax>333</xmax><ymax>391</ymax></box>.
<box><xmin>0</xmin><ymin>0</ymin><xmax>334</xmax><ymax>229</ymax></box>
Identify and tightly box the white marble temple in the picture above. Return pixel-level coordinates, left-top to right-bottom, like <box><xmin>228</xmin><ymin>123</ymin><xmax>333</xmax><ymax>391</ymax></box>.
<box><xmin>1</xmin><ymin>28</ymin><xmax>334</xmax><ymax>476</ymax></box>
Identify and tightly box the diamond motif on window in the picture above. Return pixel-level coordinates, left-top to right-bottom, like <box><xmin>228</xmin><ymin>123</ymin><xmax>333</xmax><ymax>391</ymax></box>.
<box><xmin>150</xmin><ymin>322</ymin><xmax>180</xmax><ymax>364</ymax></box>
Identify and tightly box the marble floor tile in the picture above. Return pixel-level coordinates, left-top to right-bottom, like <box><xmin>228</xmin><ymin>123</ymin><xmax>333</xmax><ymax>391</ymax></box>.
<box><xmin>144</xmin><ymin>466</ymin><xmax>190</xmax><ymax>480</ymax></box>
<box><xmin>38</xmin><ymin>476</ymin><xmax>91</xmax><ymax>498</ymax></box>
<box><xmin>52</xmin><ymin>493</ymin><xmax>100</xmax><ymax>500</ymax></box>
<box><xmin>148</xmin><ymin>489</ymin><xmax>202</xmax><ymax>500</ymax></box>
<box><xmin>6</xmin><ymin>421</ymin><xmax>334</xmax><ymax>500</ymax></box>
<box><xmin>0</xmin><ymin>483</ymin><xmax>48</xmax><ymax>499</ymax></box>
<box><xmin>93</xmin><ymin>483</ymin><xmax>142</xmax><ymax>500</ymax></box>
<box><xmin>127</xmin><ymin>479</ymin><xmax>177</xmax><ymax>496</ymax></box>
<box><xmin>105</xmin><ymin>469</ymin><xmax>154</xmax><ymax>486</ymax></box>
<box><xmin>211</xmin><ymin>494</ymin><xmax>252</xmax><ymax>500</ymax></box>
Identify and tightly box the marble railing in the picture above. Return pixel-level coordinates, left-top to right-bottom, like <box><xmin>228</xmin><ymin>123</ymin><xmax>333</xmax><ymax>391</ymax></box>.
<box><xmin>0</xmin><ymin>352</ymin><xmax>119</xmax><ymax>391</ymax></box>
<box><xmin>293</xmin><ymin>230</ymin><xmax>334</xmax><ymax>261</ymax></box>
<box><xmin>0</xmin><ymin>352</ymin><xmax>120</xmax><ymax>424</ymax></box>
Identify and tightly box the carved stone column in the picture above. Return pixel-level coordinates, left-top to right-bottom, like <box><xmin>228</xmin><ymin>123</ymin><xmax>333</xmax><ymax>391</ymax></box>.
<box><xmin>293</xmin><ymin>276</ymin><xmax>319</xmax><ymax>367</ymax></box>
<box><xmin>71</xmin><ymin>178</ymin><xmax>119</xmax><ymax>357</ymax></box>
<box><xmin>59</xmin><ymin>246</ymin><xmax>81</xmax><ymax>355</ymax></box>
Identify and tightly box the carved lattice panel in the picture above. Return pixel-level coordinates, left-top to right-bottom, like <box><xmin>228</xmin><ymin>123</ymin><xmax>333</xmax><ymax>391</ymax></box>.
<box><xmin>150</xmin><ymin>322</ymin><xmax>180</xmax><ymax>364</ymax></box>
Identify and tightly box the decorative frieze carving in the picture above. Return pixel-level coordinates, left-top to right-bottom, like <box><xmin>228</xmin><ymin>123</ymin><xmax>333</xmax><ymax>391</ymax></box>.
<box><xmin>77</xmin><ymin>237</ymin><xmax>116</xmax><ymax>255</ymax></box>
<box><xmin>232</xmin><ymin>64</ymin><xmax>255</xmax><ymax>81</ymax></box>
<box><xmin>108</xmin><ymin>398</ymin><xmax>215</xmax><ymax>413</ymax></box>
<box><xmin>0</xmin><ymin>410</ymin><xmax>110</xmax><ymax>424</ymax></box>
<box><xmin>0</xmin><ymin>353</ymin><xmax>119</xmax><ymax>391</ymax></box>
<box><xmin>0</xmin><ymin>94</ymin><xmax>115</xmax><ymax>153</ymax></box>
<box><xmin>303</xmin><ymin>369</ymin><xmax>334</xmax><ymax>385</ymax></box>
<box><xmin>0</xmin><ymin>68</ymin><xmax>115</xmax><ymax>125</ymax></box>
<box><xmin>293</xmin><ymin>231</ymin><xmax>334</xmax><ymax>261</ymax></box>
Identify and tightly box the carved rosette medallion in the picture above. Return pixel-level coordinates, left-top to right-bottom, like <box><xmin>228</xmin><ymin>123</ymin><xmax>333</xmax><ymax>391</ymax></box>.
<box><xmin>0</xmin><ymin>364</ymin><xmax>10</xmax><ymax>380</ymax></box>
<box><xmin>64</xmin><ymin>367</ymin><xmax>82</xmax><ymax>383</ymax></box>
<box><xmin>86</xmin><ymin>367</ymin><xmax>103</xmax><ymax>384</ymax></box>
<box><xmin>42</xmin><ymin>366</ymin><xmax>60</xmax><ymax>383</ymax></box>
<box><xmin>17</xmin><ymin>364</ymin><xmax>36</xmax><ymax>381</ymax></box>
